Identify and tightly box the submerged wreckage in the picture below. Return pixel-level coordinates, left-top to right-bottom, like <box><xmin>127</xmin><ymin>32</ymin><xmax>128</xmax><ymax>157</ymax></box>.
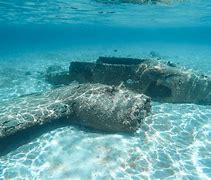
<box><xmin>0</xmin><ymin>83</ymin><xmax>151</xmax><ymax>139</ymax></box>
<box><xmin>0</xmin><ymin>56</ymin><xmax>210</xmax><ymax>142</ymax></box>
<box><xmin>47</xmin><ymin>57</ymin><xmax>211</xmax><ymax>105</ymax></box>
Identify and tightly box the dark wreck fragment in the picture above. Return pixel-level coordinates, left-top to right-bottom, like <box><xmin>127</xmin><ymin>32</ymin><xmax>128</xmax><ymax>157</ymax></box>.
<box><xmin>62</xmin><ymin>57</ymin><xmax>210</xmax><ymax>105</ymax></box>
<box><xmin>0</xmin><ymin>83</ymin><xmax>151</xmax><ymax>140</ymax></box>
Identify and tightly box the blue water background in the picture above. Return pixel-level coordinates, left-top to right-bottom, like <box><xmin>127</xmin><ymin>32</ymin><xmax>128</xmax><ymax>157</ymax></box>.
<box><xmin>0</xmin><ymin>0</ymin><xmax>211</xmax><ymax>179</ymax></box>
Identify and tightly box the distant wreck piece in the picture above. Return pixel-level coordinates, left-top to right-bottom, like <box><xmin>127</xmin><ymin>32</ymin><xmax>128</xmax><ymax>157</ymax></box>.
<box><xmin>0</xmin><ymin>83</ymin><xmax>151</xmax><ymax>139</ymax></box>
<box><xmin>94</xmin><ymin>0</ymin><xmax>186</xmax><ymax>5</ymax></box>
<box><xmin>64</xmin><ymin>57</ymin><xmax>210</xmax><ymax>105</ymax></box>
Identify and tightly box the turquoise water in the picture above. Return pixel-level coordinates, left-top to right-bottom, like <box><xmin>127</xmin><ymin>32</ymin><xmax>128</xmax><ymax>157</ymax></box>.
<box><xmin>0</xmin><ymin>0</ymin><xmax>211</xmax><ymax>179</ymax></box>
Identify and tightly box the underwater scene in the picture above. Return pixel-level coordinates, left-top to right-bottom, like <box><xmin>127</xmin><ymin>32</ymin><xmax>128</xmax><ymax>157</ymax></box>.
<box><xmin>0</xmin><ymin>0</ymin><xmax>211</xmax><ymax>179</ymax></box>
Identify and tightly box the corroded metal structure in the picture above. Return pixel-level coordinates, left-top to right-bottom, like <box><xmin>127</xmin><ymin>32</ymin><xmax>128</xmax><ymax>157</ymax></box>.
<box><xmin>0</xmin><ymin>83</ymin><xmax>151</xmax><ymax>139</ymax></box>
<box><xmin>66</xmin><ymin>57</ymin><xmax>210</xmax><ymax>104</ymax></box>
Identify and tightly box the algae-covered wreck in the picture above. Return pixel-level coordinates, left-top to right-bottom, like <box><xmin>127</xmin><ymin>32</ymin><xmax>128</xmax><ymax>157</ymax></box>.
<box><xmin>0</xmin><ymin>83</ymin><xmax>151</xmax><ymax>141</ymax></box>
<box><xmin>47</xmin><ymin>57</ymin><xmax>211</xmax><ymax>105</ymax></box>
<box><xmin>0</xmin><ymin>56</ymin><xmax>210</xmax><ymax>143</ymax></box>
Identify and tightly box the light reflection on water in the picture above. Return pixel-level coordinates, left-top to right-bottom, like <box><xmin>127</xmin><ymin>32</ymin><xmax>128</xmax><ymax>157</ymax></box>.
<box><xmin>0</xmin><ymin>103</ymin><xmax>210</xmax><ymax>179</ymax></box>
<box><xmin>0</xmin><ymin>0</ymin><xmax>211</xmax><ymax>26</ymax></box>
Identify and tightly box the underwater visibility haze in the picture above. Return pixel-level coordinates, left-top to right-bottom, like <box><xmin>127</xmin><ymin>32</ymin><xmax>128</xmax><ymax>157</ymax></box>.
<box><xmin>0</xmin><ymin>0</ymin><xmax>211</xmax><ymax>179</ymax></box>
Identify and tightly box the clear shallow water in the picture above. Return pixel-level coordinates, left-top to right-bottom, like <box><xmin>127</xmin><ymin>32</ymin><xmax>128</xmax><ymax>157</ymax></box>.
<box><xmin>0</xmin><ymin>42</ymin><xmax>210</xmax><ymax>179</ymax></box>
<box><xmin>0</xmin><ymin>102</ymin><xmax>210</xmax><ymax>179</ymax></box>
<box><xmin>0</xmin><ymin>0</ymin><xmax>211</xmax><ymax>27</ymax></box>
<box><xmin>0</xmin><ymin>0</ymin><xmax>211</xmax><ymax>179</ymax></box>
